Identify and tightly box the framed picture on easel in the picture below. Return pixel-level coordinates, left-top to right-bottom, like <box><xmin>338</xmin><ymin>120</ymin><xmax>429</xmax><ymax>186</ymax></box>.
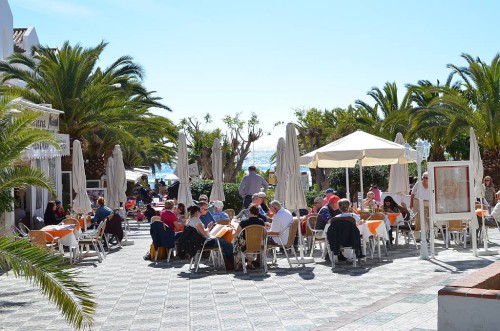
<box><xmin>86</xmin><ymin>188</ymin><xmax>107</xmax><ymax>206</ymax></box>
<box><xmin>428</xmin><ymin>161</ymin><xmax>474</xmax><ymax>222</ymax></box>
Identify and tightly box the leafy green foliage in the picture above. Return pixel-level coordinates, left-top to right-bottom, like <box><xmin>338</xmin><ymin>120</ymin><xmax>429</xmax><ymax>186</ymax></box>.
<box><xmin>190</xmin><ymin>180</ymin><xmax>242</xmax><ymax>211</ymax></box>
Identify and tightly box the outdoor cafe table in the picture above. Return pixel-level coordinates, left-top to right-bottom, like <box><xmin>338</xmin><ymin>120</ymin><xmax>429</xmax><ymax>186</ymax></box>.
<box><xmin>358</xmin><ymin>220</ymin><xmax>389</xmax><ymax>259</ymax></box>
<box><xmin>40</xmin><ymin>224</ymin><xmax>81</xmax><ymax>259</ymax></box>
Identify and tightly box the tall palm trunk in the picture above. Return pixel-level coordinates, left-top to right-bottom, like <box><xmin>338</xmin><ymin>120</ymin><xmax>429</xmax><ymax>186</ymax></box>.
<box><xmin>483</xmin><ymin>148</ymin><xmax>500</xmax><ymax>186</ymax></box>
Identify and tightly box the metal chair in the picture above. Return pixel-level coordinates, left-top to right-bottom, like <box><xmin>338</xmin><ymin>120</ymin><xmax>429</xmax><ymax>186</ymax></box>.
<box><xmin>324</xmin><ymin>216</ymin><xmax>358</xmax><ymax>269</ymax></box>
<box><xmin>191</xmin><ymin>238</ymin><xmax>226</xmax><ymax>272</ymax></box>
<box><xmin>266</xmin><ymin>218</ymin><xmax>300</xmax><ymax>268</ymax></box>
<box><xmin>79</xmin><ymin>219</ymin><xmax>107</xmax><ymax>263</ymax></box>
<box><xmin>29</xmin><ymin>230</ymin><xmax>62</xmax><ymax>255</ymax></box>
<box><xmin>305</xmin><ymin>214</ymin><xmax>325</xmax><ymax>257</ymax></box>
<box><xmin>237</xmin><ymin>225</ymin><xmax>268</xmax><ymax>273</ymax></box>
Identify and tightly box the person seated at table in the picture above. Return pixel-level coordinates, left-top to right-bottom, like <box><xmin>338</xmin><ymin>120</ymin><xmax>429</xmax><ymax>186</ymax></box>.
<box><xmin>265</xmin><ymin>200</ymin><xmax>293</xmax><ymax>245</ymax></box>
<box><xmin>197</xmin><ymin>194</ymin><xmax>214</xmax><ymax>213</ymax></box>
<box><xmin>175</xmin><ymin>203</ymin><xmax>186</xmax><ymax>223</ymax></box>
<box><xmin>186</xmin><ymin>205</ymin><xmax>234</xmax><ymax>270</ymax></box>
<box><xmin>198</xmin><ymin>201</ymin><xmax>216</xmax><ymax>227</ymax></box>
<box><xmin>54</xmin><ymin>200</ymin><xmax>66</xmax><ymax>219</ymax></box>
<box><xmin>233</xmin><ymin>203</ymin><xmax>266</xmax><ymax>270</ymax></box>
<box><xmin>317</xmin><ymin>195</ymin><xmax>341</xmax><ymax>230</ymax></box>
<box><xmin>369</xmin><ymin>183</ymin><xmax>382</xmax><ymax>205</ymax></box>
<box><xmin>43</xmin><ymin>201</ymin><xmax>59</xmax><ymax>226</ymax></box>
<box><xmin>363</xmin><ymin>191</ymin><xmax>379</xmax><ymax>211</ymax></box>
<box><xmin>336</xmin><ymin>198</ymin><xmax>362</xmax><ymax>225</ymax></box>
<box><xmin>258</xmin><ymin>192</ymin><xmax>270</xmax><ymax>213</ymax></box>
<box><xmin>212</xmin><ymin>201</ymin><xmax>230</xmax><ymax>222</ymax></box>
<box><xmin>491</xmin><ymin>190</ymin><xmax>500</xmax><ymax>222</ymax></box>
<box><xmin>383</xmin><ymin>195</ymin><xmax>410</xmax><ymax>220</ymax></box>
<box><xmin>92</xmin><ymin>197</ymin><xmax>113</xmax><ymax>228</ymax></box>
<box><xmin>161</xmin><ymin>200</ymin><xmax>180</xmax><ymax>231</ymax></box>
<box><xmin>310</xmin><ymin>197</ymin><xmax>323</xmax><ymax>214</ymax></box>
<box><xmin>235</xmin><ymin>193</ymin><xmax>268</xmax><ymax>222</ymax></box>
<box><xmin>143</xmin><ymin>204</ymin><xmax>157</xmax><ymax>222</ymax></box>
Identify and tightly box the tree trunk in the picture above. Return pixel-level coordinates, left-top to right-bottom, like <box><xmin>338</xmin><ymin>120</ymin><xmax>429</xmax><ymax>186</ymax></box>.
<box><xmin>430</xmin><ymin>145</ymin><xmax>446</xmax><ymax>161</ymax></box>
<box><xmin>483</xmin><ymin>148</ymin><xmax>500</xmax><ymax>188</ymax></box>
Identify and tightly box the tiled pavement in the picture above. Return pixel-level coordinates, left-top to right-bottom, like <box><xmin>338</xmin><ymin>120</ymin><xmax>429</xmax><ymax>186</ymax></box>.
<box><xmin>1</xmin><ymin>221</ymin><xmax>499</xmax><ymax>330</ymax></box>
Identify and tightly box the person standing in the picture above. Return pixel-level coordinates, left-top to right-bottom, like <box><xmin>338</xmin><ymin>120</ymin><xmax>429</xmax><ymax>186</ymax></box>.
<box><xmin>238</xmin><ymin>165</ymin><xmax>269</xmax><ymax>209</ymax></box>
<box><xmin>410</xmin><ymin>172</ymin><xmax>430</xmax><ymax>235</ymax></box>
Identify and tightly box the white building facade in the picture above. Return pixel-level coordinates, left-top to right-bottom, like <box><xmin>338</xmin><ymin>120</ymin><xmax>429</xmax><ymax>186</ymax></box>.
<box><xmin>0</xmin><ymin>0</ymin><xmax>68</xmax><ymax>230</ymax></box>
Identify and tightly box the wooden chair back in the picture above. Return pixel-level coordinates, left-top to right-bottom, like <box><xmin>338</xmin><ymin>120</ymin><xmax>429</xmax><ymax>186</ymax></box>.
<box><xmin>331</xmin><ymin>216</ymin><xmax>356</xmax><ymax>225</ymax></box>
<box><xmin>243</xmin><ymin>225</ymin><xmax>267</xmax><ymax>253</ymax></box>
<box><xmin>285</xmin><ymin>218</ymin><xmax>299</xmax><ymax>247</ymax></box>
<box><xmin>359</xmin><ymin>212</ymin><xmax>371</xmax><ymax>220</ymax></box>
<box><xmin>217</xmin><ymin>219</ymin><xmax>230</xmax><ymax>225</ymax></box>
<box><xmin>305</xmin><ymin>214</ymin><xmax>318</xmax><ymax>236</ymax></box>
<box><xmin>369</xmin><ymin>212</ymin><xmax>385</xmax><ymax>221</ymax></box>
<box><xmin>224</xmin><ymin>209</ymin><xmax>235</xmax><ymax>219</ymax></box>
<box><xmin>448</xmin><ymin>220</ymin><xmax>466</xmax><ymax>231</ymax></box>
<box><xmin>29</xmin><ymin>230</ymin><xmax>49</xmax><ymax>249</ymax></box>
<box><xmin>151</xmin><ymin>216</ymin><xmax>161</xmax><ymax>222</ymax></box>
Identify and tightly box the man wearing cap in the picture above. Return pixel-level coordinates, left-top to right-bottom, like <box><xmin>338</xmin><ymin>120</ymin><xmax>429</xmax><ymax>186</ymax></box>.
<box><xmin>239</xmin><ymin>165</ymin><xmax>269</xmax><ymax>209</ymax></box>
<box><xmin>212</xmin><ymin>201</ymin><xmax>229</xmax><ymax>222</ymax></box>
<box><xmin>322</xmin><ymin>188</ymin><xmax>335</xmax><ymax>206</ymax></box>
<box><xmin>317</xmin><ymin>195</ymin><xmax>342</xmax><ymax>230</ymax></box>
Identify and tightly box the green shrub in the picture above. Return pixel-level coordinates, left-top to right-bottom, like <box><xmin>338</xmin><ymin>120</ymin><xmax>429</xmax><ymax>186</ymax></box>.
<box><xmin>190</xmin><ymin>179</ymin><xmax>242</xmax><ymax>212</ymax></box>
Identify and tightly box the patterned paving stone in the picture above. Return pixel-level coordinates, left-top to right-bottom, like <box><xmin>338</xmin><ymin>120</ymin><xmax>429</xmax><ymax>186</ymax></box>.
<box><xmin>1</xmin><ymin>219</ymin><xmax>499</xmax><ymax>330</ymax></box>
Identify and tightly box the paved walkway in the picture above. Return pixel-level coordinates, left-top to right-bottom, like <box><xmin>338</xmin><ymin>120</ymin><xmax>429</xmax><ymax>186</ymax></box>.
<box><xmin>1</xmin><ymin>220</ymin><xmax>499</xmax><ymax>330</ymax></box>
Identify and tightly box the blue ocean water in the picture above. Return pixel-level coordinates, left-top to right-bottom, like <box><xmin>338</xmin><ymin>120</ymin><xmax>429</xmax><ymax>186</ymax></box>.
<box><xmin>149</xmin><ymin>148</ymin><xmax>275</xmax><ymax>182</ymax></box>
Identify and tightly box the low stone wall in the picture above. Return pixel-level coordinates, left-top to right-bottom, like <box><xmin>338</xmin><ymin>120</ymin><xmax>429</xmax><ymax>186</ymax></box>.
<box><xmin>438</xmin><ymin>261</ymin><xmax>500</xmax><ymax>330</ymax></box>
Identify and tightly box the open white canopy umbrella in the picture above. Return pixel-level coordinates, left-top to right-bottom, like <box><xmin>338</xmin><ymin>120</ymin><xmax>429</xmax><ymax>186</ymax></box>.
<box><xmin>388</xmin><ymin>133</ymin><xmax>411</xmax><ymax>199</ymax></box>
<box><xmin>72</xmin><ymin>140</ymin><xmax>92</xmax><ymax>214</ymax></box>
<box><xmin>300</xmin><ymin>130</ymin><xmax>415</xmax><ymax>210</ymax></box>
<box><xmin>274</xmin><ymin>137</ymin><xmax>287</xmax><ymax>203</ymax></box>
<box><xmin>470</xmin><ymin>127</ymin><xmax>485</xmax><ymax>256</ymax></box>
<box><xmin>284</xmin><ymin>123</ymin><xmax>312</xmax><ymax>264</ymax></box>
<box><xmin>177</xmin><ymin>132</ymin><xmax>193</xmax><ymax>208</ymax></box>
<box><xmin>210</xmin><ymin>138</ymin><xmax>225</xmax><ymax>202</ymax></box>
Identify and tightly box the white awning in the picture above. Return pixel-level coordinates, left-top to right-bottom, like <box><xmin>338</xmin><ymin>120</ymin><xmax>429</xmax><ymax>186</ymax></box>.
<box><xmin>125</xmin><ymin>168</ymin><xmax>151</xmax><ymax>183</ymax></box>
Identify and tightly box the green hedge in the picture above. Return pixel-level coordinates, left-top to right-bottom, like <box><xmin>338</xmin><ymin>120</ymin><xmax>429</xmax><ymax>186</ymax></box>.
<box><xmin>190</xmin><ymin>180</ymin><xmax>325</xmax><ymax>212</ymax></box>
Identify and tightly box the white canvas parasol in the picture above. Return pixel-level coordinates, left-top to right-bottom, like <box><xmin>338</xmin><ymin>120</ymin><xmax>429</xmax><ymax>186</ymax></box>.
<box><xmin>177</xmin><ymin>132</ymin><xmax>193</xmax><ymax>208</ymax></box>
<box><xmin>72</xmin><ymin>140</ymin><xmax>92</xmax><ymax>214</ymax></box>
<box><xmin>470</xmin><ymin>127</ymin><xmax>485</xmax><ymax>256</ymax></box>
<box><xmin>388</xmin><ymin>133</ymin><xmax>411</xmax><ymax>198</ymax></box>
<box><xmin>111</xmin><ymin>145</ymin><xmax>127</xmax><ymax>211</ymax></box>
<box><xmin>274</xmin><ymin>137</ymin><xmax>287</xmax><ymax>203</ymax></box>
<box><xmin>210</xmin><ymin>138</ymin><xmax>225</xmax><ymax>202</ymax></box>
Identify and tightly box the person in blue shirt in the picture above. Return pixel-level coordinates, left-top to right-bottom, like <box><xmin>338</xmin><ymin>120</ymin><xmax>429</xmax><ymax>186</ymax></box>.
<box><xmin>198</xmin><ymin>201</ymin><xmax>215</xmax><ymax>227</ymax></box>
<box><xmin>238</xmin><ymin>166</ymin><xmax>269</xmax><ymax>208</ymax></box>
<box><xmin>211</xmin><ymin>201</ymin><xmax>229</xmax><ymax>222</ymax></box>
<box><xmin>92</xmin><ymin>196</ymin><xmax>113</xmax><ymax>228</ymax></box>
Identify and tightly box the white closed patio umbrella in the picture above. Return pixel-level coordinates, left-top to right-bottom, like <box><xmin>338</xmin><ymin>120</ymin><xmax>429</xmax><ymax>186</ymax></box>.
<box><xmin>177</xmin><ymin>132</ymin><xmax>193</xmax><ymax>208</ymax></box>
<box><xmin>470</xmin><ymin>128</ymin><xmax>489</xmax><ymax>256</ymax></box>
<box><xmin>210</xmin><ymin>138</ymin><xmax>225</xmax><ymax>202</ymax></box>
<box><xmin>274</xmin><ymin>137</ymin><xmax>287</xmax><ymax>203</ymax></box>
<box><xmin>388</xmin><ymin>133</ymin><xmax>411</xmax><ymax>201</ymax></box>
<box><xmin>284</xmin><ymin>123</ymin><xmax>313</xmax><ymax>265</ymax></box>
<box><xmin>72</xmin><ymin>140</ymin><xmax>92</xmax><ymax>216</ymax></box>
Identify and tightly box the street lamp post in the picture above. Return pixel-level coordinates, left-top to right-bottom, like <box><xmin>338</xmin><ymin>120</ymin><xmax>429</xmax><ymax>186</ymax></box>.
<box><xmin>405</xmin><ymin>139</ymin><xmax>431</xmax><ymax>260</ymax></box>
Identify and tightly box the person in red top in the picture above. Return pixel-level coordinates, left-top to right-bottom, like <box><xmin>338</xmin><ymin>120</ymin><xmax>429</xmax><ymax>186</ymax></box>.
<box><xmin>160</xmin><ymin>200</ymin><xmax>178</xmax><ymax>231</ymax></box>
<box><xmin>322</xmin><ymin>188</ymin><xmax>335</xmax><ymax>206</ymax></box>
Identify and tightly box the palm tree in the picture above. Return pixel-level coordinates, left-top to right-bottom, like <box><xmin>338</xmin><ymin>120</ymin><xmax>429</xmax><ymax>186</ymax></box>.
<box><xmin>0</xmin><ymin>93</ymin><xmax>95</xmax><ymax>330</ymax></box>
<box><xmin>0</xmin><ymin>41</ymin><xmax>177</xmax><ymax>178</ymax></box>
<box><xmin>355</xmin><ymin>82</ymin><xmax>412</xmax><ymax>139</ymax></box>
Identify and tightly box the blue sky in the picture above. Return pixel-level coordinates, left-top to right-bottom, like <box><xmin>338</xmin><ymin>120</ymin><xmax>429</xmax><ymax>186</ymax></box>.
<box><xmin>9</xmin><ymin>0</ymin><xmax>500</xmax><ymax>147</ymax></box>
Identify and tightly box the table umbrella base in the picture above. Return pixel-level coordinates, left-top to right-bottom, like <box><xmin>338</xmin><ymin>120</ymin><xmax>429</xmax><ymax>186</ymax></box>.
<box><xmin>477</xmin><ymin>249</ymin><xmax>498</xmax><ymax>256</ymax></box>
<box><xmin>290</xmin><ymin>257</ymin><xmax>315</xmax><ymax>264</ymax></box>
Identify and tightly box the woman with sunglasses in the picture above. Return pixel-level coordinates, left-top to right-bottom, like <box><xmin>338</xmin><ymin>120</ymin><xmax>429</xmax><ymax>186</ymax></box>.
<box><xmin>483</xmin><ymin>176</ymin><xmax>495</xmax><ymax>210</ymax></box>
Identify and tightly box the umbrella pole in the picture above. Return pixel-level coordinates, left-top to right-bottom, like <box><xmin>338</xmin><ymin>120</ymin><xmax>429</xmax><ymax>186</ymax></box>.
<box><xmin>359</xmin><ymin>161</ymin><xmax>364</xmax><ymax>212</ymax></box>
<box><xmin>345</xmin><ymin>167</ymin><xmax>350</xmax><ymax>201</ymax></box>
<box><xmin>291</xmin><ymin>209</ymin><xmax>314</xmax><ymax>266</ymax></box>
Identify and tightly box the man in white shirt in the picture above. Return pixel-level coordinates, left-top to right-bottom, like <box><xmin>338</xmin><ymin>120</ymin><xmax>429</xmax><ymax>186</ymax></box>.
<box><xmin>266</xmin><ymin>200</ymin><xmax>293</xmax><ymax>245</ymax></box>
<box><xmin>410</xmin><ymin>172</ymin><xmax>430</xmax><ymax>236</ymax></box>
